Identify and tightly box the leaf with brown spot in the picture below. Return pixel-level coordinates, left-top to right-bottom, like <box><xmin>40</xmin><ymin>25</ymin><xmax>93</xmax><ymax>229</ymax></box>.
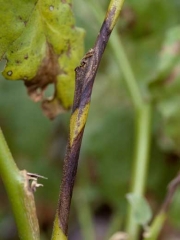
<box><xmin>0</xmin><ymin>0</ymin><xmax>85</xmax><ymax>119</ymax></box>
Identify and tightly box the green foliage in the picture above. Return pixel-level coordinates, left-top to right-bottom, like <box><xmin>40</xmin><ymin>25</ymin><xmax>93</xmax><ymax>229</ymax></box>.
<box><xmin>126</xmin><ymin>193</ymin><xmax>152</xmax><ymax>226</ymax></box>
<box><xmin>0</xmin><ymin>0</ymin><xmax>37</xmax><ymax>59</ymax></box>
<box><xmin>0</xmin><ymin>0</ymin><xmax>84</xmax><ymax>119</ymax></box>
<box><xmin>149</xmin><ymin>26</ymin><xmax>180</xmax><ymax>154</ymax></box>
<box><xmin>1</xmin><ymin>0</ymin><xmax>180</xmax><ymax>239</ymax></box>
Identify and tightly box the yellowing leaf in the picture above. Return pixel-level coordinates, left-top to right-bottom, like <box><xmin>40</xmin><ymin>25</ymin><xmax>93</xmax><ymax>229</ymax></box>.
<box><xmin>0</xmin><ymin>0</ymin><xmax>85</xmax><ymax>119</ymax></box>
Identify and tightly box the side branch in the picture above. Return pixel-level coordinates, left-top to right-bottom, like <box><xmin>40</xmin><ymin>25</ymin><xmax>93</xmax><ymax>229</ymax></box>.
<box><xmin>160</xmin><ymin>172</ymin><xmax>180</xmax><ymax>213</ymax></box>
<box><xmin>144</xmin><ymin>172</ymin><xmax>180</xmax><ymax>240</ymax></box>
<box><xmin>52</xmin><ymin>0</ymin><xmax>125</xmax><ymax>238</ymax></box>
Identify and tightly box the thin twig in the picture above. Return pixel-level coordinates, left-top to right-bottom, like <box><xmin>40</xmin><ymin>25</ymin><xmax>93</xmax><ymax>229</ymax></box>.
<box><xmin>161</xmin><ymin>172</ymin><xmax>180</xmax><ymax>212</ymax></box>
<box><xmin>144</xmin><ymin>172</ymin><xmax>180</xmax><ymax>240</ymax></box>
<box><xmin>51</xmin><ymin>0</ymin><xmax>125</xmax><ymax>238</ymax></box>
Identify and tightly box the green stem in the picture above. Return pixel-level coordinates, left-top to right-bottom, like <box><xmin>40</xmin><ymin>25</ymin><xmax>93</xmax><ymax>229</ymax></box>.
<box><xmin>143</xmin><ymin>212</ymin><xmax>166</xmax><ymax>240</ymax></box>
<box><xmin>86</xmin><ymin>1</ymin><xmax>151</xmax><ymax>239</ymax></box>
<box><xmin>110</xmin><ymin>31</ymin><xmax>143</xmax><ymax>109</ymax></box>
<box><xmin>144</xmin><ymin>172</ymin><xmax>180</xmax><ymax>240</ymax></box>
<box><xmin>86</xmin><ymin>0</ymin><xmax>143</xmax><ymax>109</ymax></box>
<box><xmin>86</xmin><ymin>2</ymin><xmax>152</xmax><ymax>239</ymax></box>
<box><xmin>126</xmin><ymin>104</ymin><xmax>152</xmax><ymax>239</ymax></box>
<box><xmin>0</xmin><ymin>129</ymin><xmax>40</xmax><ymax>240</ymax></box>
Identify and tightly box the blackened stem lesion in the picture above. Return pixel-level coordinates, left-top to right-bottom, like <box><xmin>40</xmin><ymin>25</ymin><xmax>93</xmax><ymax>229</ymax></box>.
<box><xmin>56</xmin><ymin>1</ymin><xmax>125</xmax><ymax>236</ymax></box>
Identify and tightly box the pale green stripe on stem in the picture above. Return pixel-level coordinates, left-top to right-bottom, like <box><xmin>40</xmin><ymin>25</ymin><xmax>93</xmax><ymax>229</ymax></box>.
<box><xmin>51</xmin><ymin>215</ymin><xmax>67</xmax><ymax>240</ymax></box>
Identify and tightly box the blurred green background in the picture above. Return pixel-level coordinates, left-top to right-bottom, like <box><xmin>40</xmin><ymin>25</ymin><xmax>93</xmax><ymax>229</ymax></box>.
<box><xmin>0</xmin><ymin>0</ymin><xmax>180</xmax><ymax>239</ymax></box>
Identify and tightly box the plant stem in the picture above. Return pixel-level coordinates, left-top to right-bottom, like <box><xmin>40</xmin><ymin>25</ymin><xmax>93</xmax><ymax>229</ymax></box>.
<box><xmin>86</xmin><ymin>2</ymin><xmax>152</xmax><ymax>239</ymax></box>
<box><xmin>87</xmin><ymin>1</ymin><xmax>151</xmax><ymax>239</ymax></box>
<box><xmin>144</xmin><ymin>172</ymin><xmax>180</xmax><ymax>240</ymax></box>
<box><xmin>0</xmin><ymin>128</ymin><xmax>40</xmax><ymax>240</ymax></box>
<box><xmin>110</xmin><ymin>31</ymin><xmax>143</xmax><ymax>109</ymax></box>
<box><xmin>144</xmin><ymin>212</ymin><xmax>166</xmax><ymax>240</ymax></box>
<box><xmin>52</xmin><ymin>0</ymin><xmax>125</xmax><ymax>238</ymax></box>
<box><xmin>126</xmin><ymin>104</ymin><xmax>152</xmax><ymax>239</ymax></box>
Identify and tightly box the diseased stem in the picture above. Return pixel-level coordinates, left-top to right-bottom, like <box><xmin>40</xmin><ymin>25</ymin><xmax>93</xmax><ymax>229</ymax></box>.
<box><xmin>51</xmin><ymin>215</ymin><xmax>67</xmax><ymax>240</ymax></box>
<box><xmin>0</xmin><ymin>129</ymin><xmax>40</xmax><ymax>240</ymax></box>
<box><xmin>126</xmin><ymin>104</ymin><xmax>152</xmax><ymax>240</ymax></box>
<box><xmin>51</xmin><ymin>0</ymin><xmax>125</xmax><ymax>239</ymax></box>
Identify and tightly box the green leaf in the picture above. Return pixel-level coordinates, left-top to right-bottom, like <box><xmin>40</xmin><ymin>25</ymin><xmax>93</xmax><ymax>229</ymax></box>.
<box><xmin>0</xmin><ymin>0</ymin><xmax>85</xmax><ymax>119</ymax></box>
<box><xmin>126</xmin><ymin>193</ymin><xmax>152</xmax><ymax>226</ymax></box>
<box><xmin>149</xmin><ymin>25</ymin><xmax>180</xmax><ymax>91</ymax></box>
<box><xmin>0</xmin><ymin>0</ymin><xmax>37</xmax><ymax>59</ymax></box>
